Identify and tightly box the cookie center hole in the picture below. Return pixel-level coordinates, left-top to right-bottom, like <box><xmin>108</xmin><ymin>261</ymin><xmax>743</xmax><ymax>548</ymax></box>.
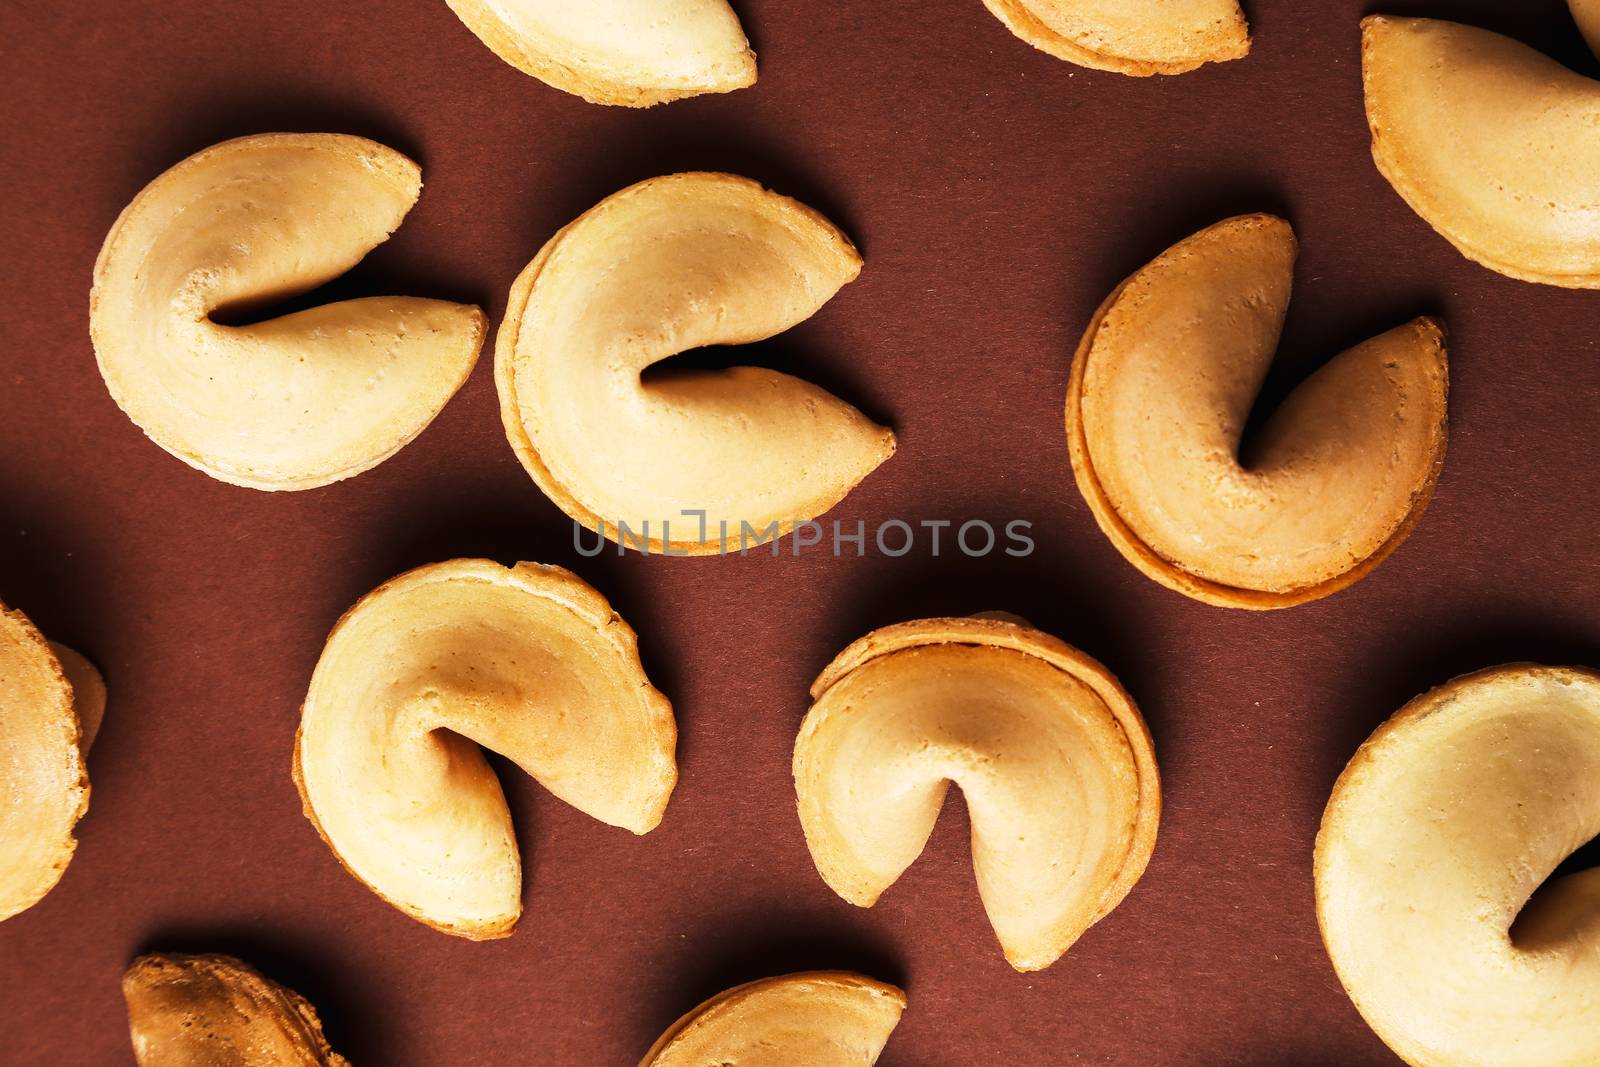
<box><xmin>639</xmin><ymin>342</ymin><xmax>783</xmax><ymax>385</ymax></box>
<box><xmin>1509</xmin><ymin>832</ymin><xmax>1600</xmax><ymax>951</ymax></box>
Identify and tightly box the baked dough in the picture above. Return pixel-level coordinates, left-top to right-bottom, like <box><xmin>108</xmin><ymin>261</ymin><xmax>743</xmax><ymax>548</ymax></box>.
<box><xmin>124</xmin><ymin>953</ymin><xmax>347</xmax><ymax>1066</ymax></box>
<box><xmin>0</xmin><ymin>603</ymin><xmax>104</xmax><ymax>921</ymax></box>
<box><xmin>91</xmin><ymin>133</ymin><xmax>486</xmax><ymax>490</ymax></box>
<box><xmin>295</xmin><ymin>559</ymin><xmax>675</xmax><ymax>938</ymax></box>
<box><xmin>1316</xmin><ymin>665</ymin><xmax>1600</xmax><ymax>1067</ymax></box>
<box><xmin>642</xmin><ymin>972</ymin><xmax>905</xmax><ymax>1066</ymax></box>
<box><xmin>445</xmin><ymin>0</ymin><xmax>755</xmax><ymax>106</ymax></box>
<box><xmin>793</xmin><ymin>615</ymin><xmax>1160</xmax><ymax>971</ymax></box>
<box><xmin>981</xmin><ymin>0</ymin><xmax>1248</xmax><ymax>75</ymax></box>
<box><xmin>1363</xmin><ymin>14</ymin><xmax>1600</xmax><ymax>287</ymax></box>
<box><xmin>496</xmin><ymin>172</ymin><xmax>895</xmax><ymax>554</ymax></box>
<box><xmin>1574</xmin><ymin>0</ymin><xmax>1600</xmax><ymax>59</ymax></box>
<box><xmin>1066</xmin><ymin>214</ymin><xmax>1448</xmax><ymax>608</ymax></box>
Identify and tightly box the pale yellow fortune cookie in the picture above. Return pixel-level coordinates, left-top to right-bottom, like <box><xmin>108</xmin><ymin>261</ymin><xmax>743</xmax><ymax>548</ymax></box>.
<box><xmin>0</xmin><ymin>602</ymin><xmax>104</xmax><ymax>922</ymax></box>
<box><xmin>794</xmin><ymin>615</ymin><xmax>1160</xmax><ymax>972</ymax></box>
<box><xmin>124</xmin><ymin>953</ymin><xmax>348</xmax><ymax>1067</ymax></box>
<box><xmin>1067</xmin><ymin>214</ymin><xmax>1448</xmax><ymax>609</ymax></box>
<box><xmin>295</xmin><ymin>559</ymin><xmax>676</xmax><ymax>938</ymax></box>
<box><xmin>445</xmin><ymin>0</ymin><xmax>755</xmax><ymax>105</ymax></box>
<box><xmin>642</xmin><ymin>972</ymin><xmax>906</xmax><ymax>1067</ymax></box>
<box><xmin>1316</xmin><ymin>665</ymin><xmax>1600</xmax><ymax>1067</ymax></box>
<box><xmin>1363</xmin><ymin>12</ymin><xmax>1600</xmax><ymax>286</ymax></box>
<box><xmin>981</xmin><ymin>0</ymin><xmax>1249</xmax><ymax>74</ymax></box>
<box><xmin>496</xmin><ymin>172</ymin><xmax>895</xmax><ymax>554</ymax></box>
<box><xmin>91</xmin><ymin>133</ymin><xmax>485</xmax><ymax>490</ymax></box>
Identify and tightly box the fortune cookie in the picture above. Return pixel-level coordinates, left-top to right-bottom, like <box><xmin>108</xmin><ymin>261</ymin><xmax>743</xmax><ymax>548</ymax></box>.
<box><xmin>794</xmin><ymin>615</ymin><xmax>1160</xmax><ymax>971</ymax></box>
<box><xmin>981</xmin><ymin>0</ymin><xmax>1249</xmax><ymax>75</ymax></box>
<box><xmin>91</xmin><ymin>133</ymin><xmax>485</xmax><ymax>490</ymax></box>
<box><xmin>642</xmin><ymin>972</ymin><xmax>906</xmax><ymax>1067</ymax></box>
<box><xmin>1067</xmin><ymin>214</ymin><xmax>1448</xmax><ymax>608</ymax></box>
<box><xmin>1316</xmin><ymin>665</ymin><xmax>1600</xmax><ymax>1067</ymax></box>
<box><xmin>124</xmin><ymin>953</ymin><xmax>348</xmax><ymax>1066</ymax></box>
<box><xmin>496</xmin><ymin>172</ymin><xmax>894</xmax><ymax>554</ymax></box>
<box><xmin>0</xmin><ymin>602</ymin><xmax>104</xmax><ymax>921</ymax></box>
<box><xmin>445</xmin><ymin>0</ymin><xmax>756</xmax><ymax>105</ymax></box>
<box><xmin>295</xmin><ymin>559</ymin><xmax>675</xmax><ymax>937</ymax></box>
<box><xmin>1363</xmin><ymin>13</ymin><xmax>1600</xmax><ymax>287</ymax></box>
<box><xmin>1574</xmin><ymin>0</ymin><xmax>1600</xmax><ymax>58</ymax></box>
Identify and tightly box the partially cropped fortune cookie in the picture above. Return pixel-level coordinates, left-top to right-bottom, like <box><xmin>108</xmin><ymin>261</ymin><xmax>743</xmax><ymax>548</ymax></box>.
<box><xmin>496</xmin><ymin>172</ymin><xmax>895</xmax><ymax>554</ymax></box>
<box><xmin>124</xmin><ymin>953</ymin><xmax>347</xmax><ymax>1066</ymax></box>
<box><xmin>642</xmin><ymin>972</ymin><xmax>906</xmax><ymax>1067</ymax></box>
<box><xmin>91</xmin><ymin>134</ymin><xmax>485</xmax><ymax>490</ymax></box>
<box><xmin>445</xmin><ymin>0</ymin><xmax>755</xmax><ymax>105</ymax></box>
<box><xmin>1316</xmin><ymin>665</ymin><xmax>1600</xmax><ymax>1067</ymax></box>
<box><xmin>981</xmin><ymin>0</ymin><xmax>1249</xmax><ymax>74</ymax></box>
<box><xmin>1066</xmin><ymin>214</ymin><xmax>1448</xmax><ymax>609</ymax></box>
<box><xmin>1363</xmin><ymin>12</ymin><xmax>1600</xmax><ymax>287</ymax></box>
<box><xmin>0</xmin><ymin>601</ymin><xmax>104</xmax><ymax>922</ymax></box>
<box><xmin>1575</xmin><ymin>0</ymin><xmax>1600</xmax><ymax>58</ymax></box>
<box><xmin>794</xmin><ymin>615</ymin><xmax>1160</xmax><ymax>971</ymax></box>
<box><xmin>295</xmin><ymin>559</ymin><xmax>675</xmax><ymax>937</ymax></box>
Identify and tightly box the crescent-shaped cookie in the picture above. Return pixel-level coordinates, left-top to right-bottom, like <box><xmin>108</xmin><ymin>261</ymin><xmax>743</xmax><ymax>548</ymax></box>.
<box><xmin>124</xmin><ymin>953</ymin><xmax>348</xmax><ymax>1066</ymax></box>
<box><xmin>294</xmin><ymin>559</ymin><xmax>676</xmax><ymax>938</ymax></box>
<box><xmin>641</xmin><ymin>972</ymin><xmax>906</xmax><ymax>1067</ymax></box>
<box><xmin>0</xmin><ymin>603</ymin><xmax>104</xmax><ymax>922</ymax></box>
<box><xmin>444</xmin><ymin>0</ymin><xmax>755</xmax><ymax>106</ymax></box>
<box><xmin>496</xmin><ymin>172</ymin><xmax>895</xmax><ymax>554</ymax></box>
<box><xmin>980</xmin><ymin>0</ymin><xmax>1249</xmax><ymax>75</ymax></box>
<box><xmin>1362</xmin><ymin>14</ymin><xmax>1600</xmax><ymax>287</ymax></box>
<box><xmin>1316</xmin><ymin>665</ymin><xmax>1600</xmax><ymax>1067</ymax></box>
<box><xmin>91</xmin><ymin>133</ymin><xmax>486</xmax><ymax>490</ymax></box>
<box><xmin>793</xmin><ymin>616</ymin><xmax>1160</xmax><ymax>972</ymax></box>
<box><xmin>1066</xmin><ymin>214</ymin><xmax>1448</xmax><ymax>609</ymax></box>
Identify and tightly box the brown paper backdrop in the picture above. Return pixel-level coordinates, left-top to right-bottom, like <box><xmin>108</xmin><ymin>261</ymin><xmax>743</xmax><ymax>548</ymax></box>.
<box><xmin>5</xmin><ymin>0</ymin><xmax>1600</xmax><ymax>1063</ymax></box>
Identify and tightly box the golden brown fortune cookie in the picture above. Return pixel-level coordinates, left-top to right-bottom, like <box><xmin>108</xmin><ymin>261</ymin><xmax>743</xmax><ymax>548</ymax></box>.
<box><xmin>981</xmin><ymin>0</ymin><xmax>1248</xmax><ymax>74</ymax></box>
<box><xmin>295</xmin><ymin>559</ymin><xmax>675</xmax><ymax>938</ymax></box>
<box><xmin>124</xmin><ymin>953</ymin><xmax>348</xmax><ymax>1066</ymax></box>
<box><xmin>1067</xmin><ymin>214</ymin><xmax>1448</xmax><ymax>608</ymax></box>
<box><xmin>91</xmin><ymin>133</ymin><xmax>485</xmax><ymax>490</ymax></box>
<box><xmin>0</xmin><ymin>601</ymin><xmax>104</xmax><ymax>922</ymax></box>
<box><xmin>444</xmin><ymin>0</ymin><xmax>755</xmax><ymax>105</ymax></box>
<box><xmin>642</xmin><ymin>972</ymin><xmax>906</xmax><ymax>1067</ymax></box>
<box><xmin>1363</xmin><ymin>12</ymin><xmax>1600</xmax><ymax>286</ymax></box>
<box><xmin>794</xmin><ymin>615</ymin><xmax>1160</xmax><ymax>971</ymax></box>
<box><xmin>496</xmin><ymin>172</ymin><xmax>895</xmax><ymax>554</ymax></box>
<box><xmin>1316</xmin><ymin>665</ymin><xmax>1600</xmax><ymax>1067</ymax></box>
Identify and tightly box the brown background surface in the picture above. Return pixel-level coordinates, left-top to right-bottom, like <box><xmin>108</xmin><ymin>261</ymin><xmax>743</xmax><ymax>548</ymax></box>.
<box><xmin>4</xmin><ymin>0</ymin><xmax>1600</xmax><ymax>1063</ymax></box>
